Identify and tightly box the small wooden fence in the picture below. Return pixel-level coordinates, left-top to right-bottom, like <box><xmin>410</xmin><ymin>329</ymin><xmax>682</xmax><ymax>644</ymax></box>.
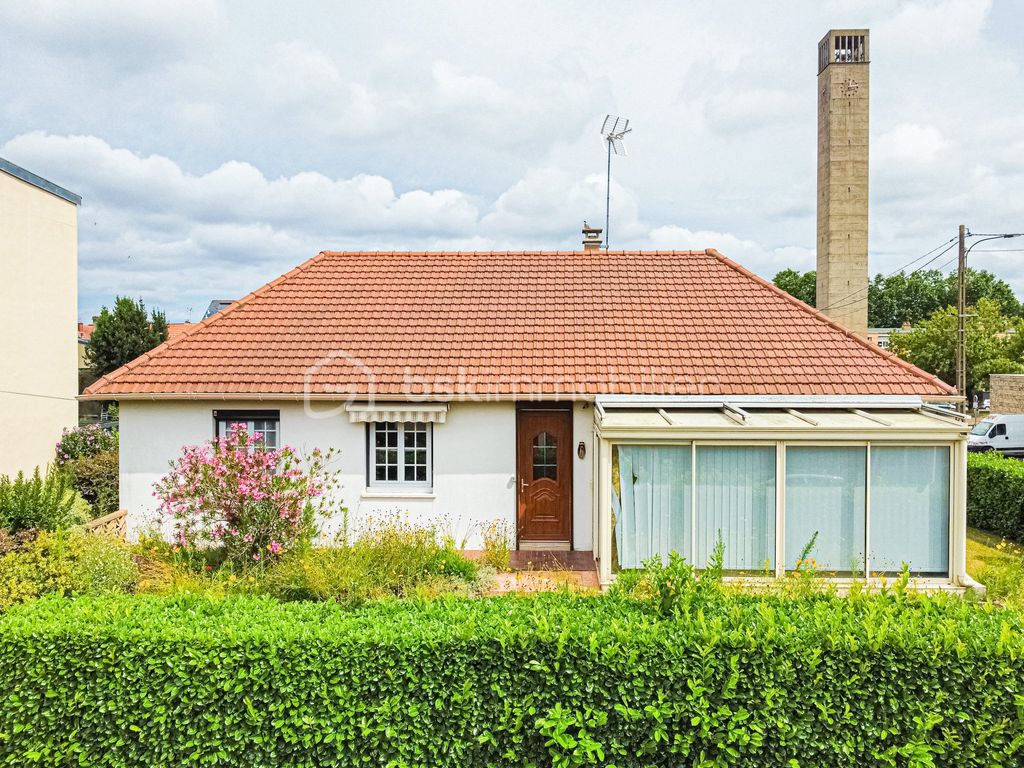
<box><xmin>84</xmin><ymin>509</ymin><xmax>128</xmax><ymax>539</ymax></box>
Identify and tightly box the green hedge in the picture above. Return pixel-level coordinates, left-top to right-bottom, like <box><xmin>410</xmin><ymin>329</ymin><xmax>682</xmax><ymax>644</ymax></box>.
<box><xmin>2</xmin><ymin>592</ymin><xmax>1024</xmax><ymax>767</ymax></box>
<box><xmin>967</xmin><ymin>451</ymin><xmax>1024</xmax><ymax>540</ymax></box>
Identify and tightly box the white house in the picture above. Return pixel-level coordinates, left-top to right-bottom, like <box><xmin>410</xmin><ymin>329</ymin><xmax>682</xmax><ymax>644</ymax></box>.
<box><xmin>83</xmin><ymin>246</ymin><xmax>973</xmax><ymax>588</ymax></box>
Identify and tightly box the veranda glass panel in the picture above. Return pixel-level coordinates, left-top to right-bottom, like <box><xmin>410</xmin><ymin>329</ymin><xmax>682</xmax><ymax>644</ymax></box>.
<box><xmin>785</xmin><ymin>446</ymin><xmax>866</xmax><ymax>574</ymax></box>
<box><xmin>695</xmin><ymin>446</ymin><xmax>776</xmax><ymax>571</ymax></box>
<box><xmin>869</xmin><ymin>446</ymin><xmax>950</xmax><ymax>576</ymax></box>
<box><xmin>614</xmin><ymin>446</ymin><xmax>691</xmax><ymax>568</ymax></box>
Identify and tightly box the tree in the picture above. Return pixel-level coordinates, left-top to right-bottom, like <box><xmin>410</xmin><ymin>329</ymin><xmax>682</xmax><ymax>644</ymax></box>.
<box><xmin>888</xmin><ymin>298</ymin><xmax>1021</xmax><ymax>393</ymax></box>
<box><xmin>86</xmin><ymin>297</ymin><xmax>169</xmax><ymax>377</ymax></box>
<box><xmin>774</xmin><ymin>266</ymin><xmax>1022</xmax><ymax>327</ymax></box>
<box><xmin>944</xmin><ymin>269</ymin><xmax>1022</xmax><ymax>319</ymax></box>
<box><xmin>773</xmin><ymin>269</ymin><xmax>816</xmax><ymax>307</ymax></box>
<box><xmin>867</xmin><ymin>270</ymin><xmax>947</xmax><ymax>328</ymax></box>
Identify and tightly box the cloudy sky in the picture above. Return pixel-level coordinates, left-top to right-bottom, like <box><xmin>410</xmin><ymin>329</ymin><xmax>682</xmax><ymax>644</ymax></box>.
<box><xmin>1</xmin><ymin>0</ymin><xmax>1022</xmax><ymax>322</ymax></box>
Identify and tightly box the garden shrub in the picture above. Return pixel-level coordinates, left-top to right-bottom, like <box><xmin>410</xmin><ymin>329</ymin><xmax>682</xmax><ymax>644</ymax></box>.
<box><xmin>60</xmin><ymin>449</ymin><xmax>119</xmax><ymax>516</ymax></box>
<box><xmin>967</xmin><ymin>451</ymin><xmax>1024</xmax><ymax>541</ymax></box>
<box><xmin>0</xmin><ymin>467</ymin><xmax>90</xmax><ymax>533</ymax></box>
<box><xmin>264</xmin><ymin>514</ymin><xmax>479</xmax><ymax>604</ymax></box>
<box><xmin>2</xmin><ymin>586</ymin><xmax>1024</xmax><ymax>767</ymax></box>
<box><xmin>153</xmin><ymin>425</ymin><xmax>343</xmax><ymax>566</ymax></box>
<box><xmin>0</xmin><ymin>530</ymin><xmax>136</xmax><ymax>610</ymax></box>
<box><xmin>54</xmin><ymin>424</ymin><xmax>118</xmax><ymax>467</ymax></box>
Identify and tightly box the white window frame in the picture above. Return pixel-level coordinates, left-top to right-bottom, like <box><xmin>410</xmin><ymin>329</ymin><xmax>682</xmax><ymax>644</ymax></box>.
<box><xmin>368</xmin><ymin>421</ymin><xmax>433</xmax><ymax>491</ymax></box>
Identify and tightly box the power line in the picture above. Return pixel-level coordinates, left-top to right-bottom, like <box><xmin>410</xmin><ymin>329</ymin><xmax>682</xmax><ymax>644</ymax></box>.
<box><xmin>819</xmin><ymin>239</ymin><xmax>958</xmax><ymax>314</ymax></box>
<box><xmin>0</xmin><ymin>389</ymin><xmax>78</xmax><ymax>402</ymax></box>
<box><xmin>815</xmin><ymin>237</ymin><xmax>955</xmax><ymax>313</ymax></box>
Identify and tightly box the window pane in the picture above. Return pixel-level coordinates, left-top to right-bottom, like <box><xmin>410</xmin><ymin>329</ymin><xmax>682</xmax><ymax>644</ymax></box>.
<box><xmin>372</xmin><ymin>422</ymin><xmax>430</xmax><ymax>486</ymax></box>
<box><xmin>216</xmin><ymin>417</ymin><xmax>279</xmax><ymax>450</ymax></box>
<box><xmin>253</xmin><ymin>419</ymin><xmax>278</xmax><ymax>449</ymax></box>
<box><xmin>532</xmin><ymin>431</ymin><xmax>558</xmax><ymax>481</ymax></box>
<box><xmin>614</xmin><ymin>446</ymin><xmax>691</xmax><ymax>568</ymax></box>
<box><xmin>695</xmin><ymin>446</ymin><xmax>775</xmax><ymax>571</ymax></box>
<box><xmin>785</xmin><ymin>447</ymin><xmax>866</xmax><ymax>574</ymax></box>
<box><xmin>869</xmin><ymin>446</ymin><xmax>950</xmax><ymax>576</ymax></box>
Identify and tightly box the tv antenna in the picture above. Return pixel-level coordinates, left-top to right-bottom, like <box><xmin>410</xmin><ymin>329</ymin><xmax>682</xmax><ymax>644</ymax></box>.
<box><xmin>600</xmin><ymin>115</ymin><xmax>631</xmax><ymax>250</ymax></box>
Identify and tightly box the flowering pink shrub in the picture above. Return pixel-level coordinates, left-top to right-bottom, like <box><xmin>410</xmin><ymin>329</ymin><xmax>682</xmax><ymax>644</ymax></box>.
<box><xmin>55</xmin><ymin>424</ymin><xmax>118</xmax><ymax>467</ymax></box>
<box><xmin>153</xmin><ymin>425</ymin><xmax>341</xmax><ymax>566</ymax></box>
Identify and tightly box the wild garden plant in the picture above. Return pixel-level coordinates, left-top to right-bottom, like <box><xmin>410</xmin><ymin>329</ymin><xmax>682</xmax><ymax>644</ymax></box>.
<box><xmin>0</xmin><ymin>467</ymin><xmax>90</xmax><ymax>533</ymax></box>
<box><xmin>479</xmin><ymin>517</ymin><xmax>512</xmax><ymax>571</ymax></box>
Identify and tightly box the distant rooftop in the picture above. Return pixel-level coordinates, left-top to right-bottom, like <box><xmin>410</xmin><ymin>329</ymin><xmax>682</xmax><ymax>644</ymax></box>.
<box><xmin>202</xmin><ymin>300</ymin><xmax>235</xmax><ymax>320</ymax></box>
<box><xmin>0</xmin><ymin>156</ymin><xmax>81</xmax><ymax>205</ymax></box>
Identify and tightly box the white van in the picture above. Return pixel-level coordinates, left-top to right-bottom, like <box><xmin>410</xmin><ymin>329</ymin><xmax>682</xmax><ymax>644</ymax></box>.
<box><xmin>968</xmin><ymin>414</ymin><xmax>1024</xmax><ymax>457</ymax></box>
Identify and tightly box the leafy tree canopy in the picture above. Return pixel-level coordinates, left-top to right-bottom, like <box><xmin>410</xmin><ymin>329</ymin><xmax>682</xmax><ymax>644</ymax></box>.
<box><xmin>772</xmin><ymin>269</ymin><xmax>816</xmax><ymax>307</ymax></box>
<box><xmin>888</xmin><ymin>298</ymin><xmax>1024</xmax><ymax>392</ymax></box>
<box><xmin>86</xmin><ymin>297</ymin><xmax>169</xmax><ymax>378</ymax></box>
<box><xmin>772</xmin><ymin>267</ymin><xmax>1022</xmax><ymax>327</ymax></box>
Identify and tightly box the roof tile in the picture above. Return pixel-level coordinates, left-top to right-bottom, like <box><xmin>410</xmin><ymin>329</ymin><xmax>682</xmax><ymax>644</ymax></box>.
<box><xmin>83</xmin><ymin>250</ymin><xmax>953</xmax><ymax>399</ymax></box>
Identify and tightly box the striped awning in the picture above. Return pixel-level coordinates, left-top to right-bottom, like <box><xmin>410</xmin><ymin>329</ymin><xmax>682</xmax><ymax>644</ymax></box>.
<box><xmin>345</xmin><ymin>402</ymin><xmax>449</xmax><ymax>424</ymax></box>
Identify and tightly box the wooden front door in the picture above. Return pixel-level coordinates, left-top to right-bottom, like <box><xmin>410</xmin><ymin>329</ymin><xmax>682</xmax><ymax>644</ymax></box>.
<box><xmin>517</xmin><ymin>408</ymin><xmax>572</xmax><ymax>545</ymax></box>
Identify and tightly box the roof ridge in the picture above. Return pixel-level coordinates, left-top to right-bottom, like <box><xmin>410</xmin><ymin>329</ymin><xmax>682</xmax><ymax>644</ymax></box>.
<box><xmin>83</xmin><ymin>250</ymin><xmax>333</xmax><ymax>396</ymax></box>
<box><xmin>703</xmin><ymin>248</ymin><xmax>956</xmax><ymax>395</ymax></box>
<box><xmin>315</xmin><ymin>250</ymin><xmax>710</xmax><ymax>256</ymax></box>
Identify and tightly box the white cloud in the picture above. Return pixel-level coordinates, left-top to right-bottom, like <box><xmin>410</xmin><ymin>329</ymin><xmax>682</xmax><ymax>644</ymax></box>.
<box><xmin>0</xmin><ymin>1</ymin><xmax>1022</xmax><ymax>318</ymax></box>
<box><xmin>876</xmin><ymin>123</ymin><xmax>951</xmax><ymax>167</ymax></box>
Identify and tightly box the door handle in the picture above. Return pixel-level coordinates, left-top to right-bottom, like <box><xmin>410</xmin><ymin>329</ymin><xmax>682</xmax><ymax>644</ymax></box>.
<box><xmin>520</xmin><ymin>477</ymin><xmax>527</xmax><ymax>494</ymax></box>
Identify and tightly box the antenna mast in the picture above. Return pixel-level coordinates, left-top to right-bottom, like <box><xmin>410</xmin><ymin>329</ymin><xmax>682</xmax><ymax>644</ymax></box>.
<box><xmin>600</xmin><ymin>115</ymin><xmax>632</xmax><ymax>250</ymax></box>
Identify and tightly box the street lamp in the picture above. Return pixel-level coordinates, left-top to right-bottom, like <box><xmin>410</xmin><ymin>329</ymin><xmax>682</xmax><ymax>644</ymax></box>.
<box><xmin>956</xmin><ymin>229</ymin><xmax>1024</xmax><ymax>411</ymax></box>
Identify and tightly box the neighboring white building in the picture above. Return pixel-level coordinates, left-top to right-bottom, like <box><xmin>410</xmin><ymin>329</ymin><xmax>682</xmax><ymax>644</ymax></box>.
<box><xmin>0</xmin><ymin>158</ymin><xmax>80</xmax><ymax>477</ymax></box>
<box><xmin>84</xmin><ymin>246</ymin><xmax>973</xmax><ymax>589</ymax></box>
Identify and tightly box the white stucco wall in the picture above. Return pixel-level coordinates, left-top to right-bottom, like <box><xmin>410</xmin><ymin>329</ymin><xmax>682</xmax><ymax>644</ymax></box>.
<box><xmin>0</xmin><ymin>170</ymin><xmax>78</xmax><ymax>477</ymax></box>
<box><xmin>120</xmin><ymin>399</ymin><xmax>596</xmax><ymax>550</ymax></box>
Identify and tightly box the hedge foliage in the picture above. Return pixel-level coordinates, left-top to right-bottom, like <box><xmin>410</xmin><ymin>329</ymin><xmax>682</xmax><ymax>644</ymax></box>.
<box><xmin>2</xmin><ymin>589</ymin><xmax>1024</xmax><ymax>767</ymax></box>
<box><xmin>967</xmin><ymin>451</ymin><xmax>1024</xmax><ymax>541</ymax></box>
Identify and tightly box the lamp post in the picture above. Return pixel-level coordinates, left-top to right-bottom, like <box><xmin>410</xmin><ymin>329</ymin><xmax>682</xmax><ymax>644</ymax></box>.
<box><xmin>956</xmin><ymin>229</ymin><xmax>1024</xmax><ymax>412</ymax></box>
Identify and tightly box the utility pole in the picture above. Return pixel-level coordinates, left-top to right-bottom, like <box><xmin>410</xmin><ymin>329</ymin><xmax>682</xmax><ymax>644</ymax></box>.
<box><xmin>956</xmin><ymin>224</ymin><xmax>967</xmax><ymax>413</ymax></box>
<box><xmin>953</xmin><ymin>229</ymin><xmax>1024</xmax><ymax>413</ymax></box>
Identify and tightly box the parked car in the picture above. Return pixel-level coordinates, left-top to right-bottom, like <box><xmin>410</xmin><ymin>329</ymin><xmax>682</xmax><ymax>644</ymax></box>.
<box><xmin>968</xmin><ymin>414</ymin><xmax>1024</xmax><ymax>457</ymax></box>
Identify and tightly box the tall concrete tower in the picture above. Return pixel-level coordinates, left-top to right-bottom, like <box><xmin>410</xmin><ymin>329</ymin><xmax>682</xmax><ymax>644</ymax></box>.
<box><xmin>816</xmin><ymin>29</ymin><xmax>869</xmax><ymax>336</ymax></box>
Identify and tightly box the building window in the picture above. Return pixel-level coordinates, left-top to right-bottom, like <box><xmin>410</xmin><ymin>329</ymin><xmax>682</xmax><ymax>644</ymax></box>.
<box><xmin>370</xmin><ymin>422</ymin><xmax>432</xmax><ymax>489</ymax></box>
<box><xmin>213</xmin><ymin>410</ymin><xmax>280</xmax><ymax>449</ymax></box>
<box><xmin>614</xmin><ymin>445</ymin><xmax>776</xmax><ymax>573</ymax></box>
<box><xmin>695</xmin><ymin>446</ymin><xmax>776</xmax><ymax>571</ymax></box>
<box><xmin>612</xmin><ymin>439</ymin><xmax>953</xmax><ymax>579</ymax></box>
<box><xmin>785</xmin><ymin>446</ymin><xmax>866</xmax><ymax>575</ymax></box>
<box><xmin>869</xmin><ymin>446</ymin><xmax>950</xmax><ymax>576</ymax></box>
<box><xmin>614</xmin><ymin>446</ymin><xmax>692</xmax><ymax>569</ymax></box>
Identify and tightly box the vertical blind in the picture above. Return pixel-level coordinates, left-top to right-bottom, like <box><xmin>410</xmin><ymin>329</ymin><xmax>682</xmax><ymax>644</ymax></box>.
<box><xmin>614</xmin><ymin>442</ymin><xmax>952</xmax><ymax>577</ymax></box>
<box><xmin>695</xmin><ymin>446</ymin><xmax>776</xmax><ymax>570</ymax></box>
<box><xmin>615</xmin><ymin>446</ymin><xmax>691</xmax><ymax>568</ymax></box>
<box><xmin>869</xmin><ymin>446</ymin><xmax>950</xmax><ymax>575</ymax></box>
<box><xmin>785</xmin><ymin>446</ymin><xmax>866</xmax><ymax>573</ymax></box>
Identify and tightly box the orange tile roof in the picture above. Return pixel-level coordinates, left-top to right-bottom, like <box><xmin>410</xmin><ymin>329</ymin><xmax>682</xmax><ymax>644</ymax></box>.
<box><xmin>83</xmin><ymin>250</ymin><xmax>954</xmax><ymax>399</ymax></box>
<box><xmin>166</xmin><ymin>322</ymin><xmax>191</xmax><ymax>342</ymax></box>
<box><xmin>80</xmin><ymin>321</ymin><xmax>190</xmax><ymax>342</ymax></box>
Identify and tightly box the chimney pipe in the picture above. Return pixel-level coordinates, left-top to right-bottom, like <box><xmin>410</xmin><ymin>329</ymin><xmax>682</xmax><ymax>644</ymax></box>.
<box><xmin>582</xmin><ymin>221</ymin><xmax>603</xmax><ymax>251</ymax></box>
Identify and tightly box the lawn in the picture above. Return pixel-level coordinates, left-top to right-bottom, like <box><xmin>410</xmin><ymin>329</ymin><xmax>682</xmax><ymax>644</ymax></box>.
<box><xmin>967</xmin><ymin>526</ymin><xmax>1024</xmax><ymax>605</ymax></box>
